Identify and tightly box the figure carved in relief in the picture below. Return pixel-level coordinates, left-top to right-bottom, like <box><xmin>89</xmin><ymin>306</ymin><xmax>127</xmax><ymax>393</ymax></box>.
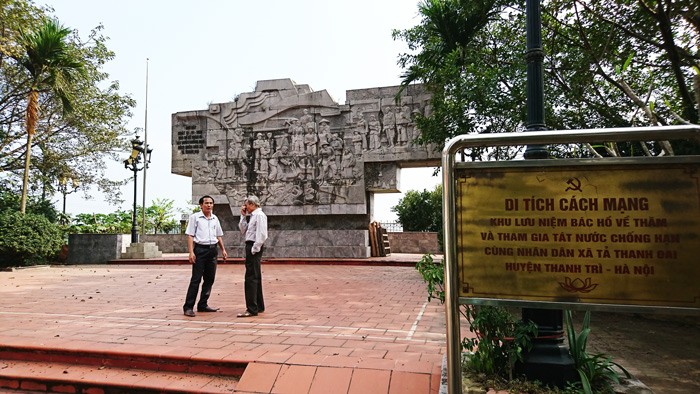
<box><xmin>368</xmin><ymin>115</ymin><xmax>381</xmax><ymax>150</ymax></box>
<box><xmin>288</xmin><ymin>118</ymin><xmax>305</xmax><ymax>155</ymax></box>
<box><xmin>260</xmin><ymin>132</ymin><xmax>272</xmax><ymax>173</ymax></box>
<box><xmin>381</xmin><ymin>107</ymin><xmax>395</xmax><ymax>147</ymax></box>
<box><xmin>317</xmin><ymin>118</ymin><xmax>330</xmax><ymax>147</ymax></box>
<box><xmin>396</xmin><ymin>106</ymin><xmax>409</xmax><ymax>145</ymax></box>
<box><xmin>268</xmin><ymin>145</ymin><xmax>282</xmax><ymax>181</ymax></box>
<box><xmin>193</xmin><ymin>164</ymin><xmax>213</xmax><ymax>183</ymax></box>
<box><xmin>328</xmin><ymin>132</ymin><xmax>344</xmax><ymax>175</ymax></box>
<box><xmin>277</xmin><ymin>144</ymin><xmax>299</xmax><ymax>180</ymax></box>
<box><xmin>355</xmin><ymin>114</ymin><xmax>368</xmax><ymax>150</ymax></box>
<box><xmin>210</xmin><ymin>153</ymin><xmax>228</xmax><ymax>181</ymax></box>
<box><xmin>300</xmin><ymin>108</ymin><xmax>315</xmax><ymax>134</ymax></box>
<box><xmin>410</xmin><ymin>107</ymin><xmax>422</xmax><ymax>145</ymax></box>
<box><xmin>318</xmin><ymin>140</ymin><xmax>334</xmax><ymax>181</ymax></box>
<box><xmin>352</xmin><ymin>130</ymin><xmax>364</xmax><ymax>154</ymax></box>
<box><xmin>341</xmin><ymin>148</ymin><xmax>356</xmax><ymax>178</ymax></box>
<box><xmin>304</xmin><ymin>127</ymin><xmax>318</xmax><ymax>156</ymax></box>
<box><xmin>227</xmin><ymin>128</ymin><xmax>248</xmax><ymax>179</ymax></box>
<box><xmin>253</xmin><ymin>133</ymin><xmax>265</xmax><ymax>172</ymax></box>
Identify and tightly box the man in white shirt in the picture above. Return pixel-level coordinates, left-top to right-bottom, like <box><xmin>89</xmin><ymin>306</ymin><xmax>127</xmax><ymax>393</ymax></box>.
<box><xmin>237</xmin><ymin>195</ymin><xmax>268</xmax><ymax>317</ymax></box>
<box><xmin>183</xmin><ymin>195</ymin><xmax>228</xmax><ymax>317</ymax></box>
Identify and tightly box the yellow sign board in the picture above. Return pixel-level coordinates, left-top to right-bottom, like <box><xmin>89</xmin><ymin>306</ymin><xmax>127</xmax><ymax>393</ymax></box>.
<box><xmin>455</xmin><ymin>163</ymin><xmax>700</xmax><ymax>308</ymax></box>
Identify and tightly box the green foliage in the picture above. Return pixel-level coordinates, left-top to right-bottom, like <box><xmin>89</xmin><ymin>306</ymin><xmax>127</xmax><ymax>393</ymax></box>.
<box><xmin>67</xmin><ymin>199</ymin><xmax>179</xmax><ymax>234</ymax></box>
<box><xmin>393</xmin><ymin>184</ymin><xmax>443</xmax><ymax>249</ymax></box>
<box><xmin>415</xmin><ymin>253</ymin><xmax>444</xmax><ymax>302</ymax></box>
<box><xmin>0</xmin><ymin>0</ymin><xmax>135</xmax><ymax>207</ymax></box>
<box><xmin>69</xmin><ymin>211</ymin><xmax>132</xmax><ymax>234</ymax></box>
<box><xmin>415</xmin><ymin>253</ymin><xmax>537</xmax><ymax>379</ymax></box>
<box><xmin>395</xmin><ymin>0</ymin><xmax>700</xmax><ymax>155</ymax></box>
<box><xmin>0</xmin><ymin>210</ymin><xmax>64</xmax><ymax>267</ymax></box>
<box><xmin>394</xmin><ymin>0</ymin><xmax>528</xmax><ymax>156</ymax></box>
<box><xmin>565</xmin><ymin>310</ymin><xmax>630</xmax><ymax>394</ymax></box>
<box><xmin>0</xmin><ymin>184</ymin><xmax>59</xmax><ymax>223</ymax></box>
<box><xmin>15</xmin><ymin>17</ymin><xmax>87</xmax><ymax>213</ymax></box>
<box><xmin>392</xmin><ymin>184</ymin><xmax>442</xmax><ymax>231</ymax></box>
<box><xmin>463</xmin><ymin>306</ymin><xmax>537</xmax><ymax>379</ymax></box>
<box><xmin>144</xmin><ymin>198</ymin><xmax>178</xmax><ymax>234</ymax></box>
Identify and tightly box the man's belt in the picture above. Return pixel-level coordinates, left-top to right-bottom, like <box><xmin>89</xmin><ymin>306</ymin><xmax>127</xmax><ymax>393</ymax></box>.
<box><xmin>194</xmin><ymin>242</ymin><xmax>217</xmax><ymax>249</ymax></box>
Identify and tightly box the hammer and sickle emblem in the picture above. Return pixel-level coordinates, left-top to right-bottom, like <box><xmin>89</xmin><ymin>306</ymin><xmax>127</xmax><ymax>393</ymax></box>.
<box><xmin>565</xmin><ymin>177</ymin><xmax>582</xmax><ymax>192</ymax></box>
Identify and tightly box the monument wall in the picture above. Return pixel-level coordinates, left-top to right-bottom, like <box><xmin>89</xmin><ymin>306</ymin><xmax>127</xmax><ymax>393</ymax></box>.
<box><xmin>172</xmin><ymin>79</ymin><xmax>439</xmax><ymax>258</ymax></box>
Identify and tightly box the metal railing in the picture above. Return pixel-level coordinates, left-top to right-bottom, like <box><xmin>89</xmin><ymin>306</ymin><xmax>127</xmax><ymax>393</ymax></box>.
<box><xmin>379</xmin><ymin>221</ymin><xmax>403</xmax><ymax>232</ymax></box>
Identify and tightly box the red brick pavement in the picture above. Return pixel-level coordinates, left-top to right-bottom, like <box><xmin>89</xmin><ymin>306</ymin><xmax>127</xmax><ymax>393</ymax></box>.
<box><xmin>0</xmin><ymin>262</ymin><xmax>452</xmax><ymax>393</ymax></box>
<box><xmin>1</xmin><ymin>260</ymin><xmax>696</xmax><ymax>393</ymax></box>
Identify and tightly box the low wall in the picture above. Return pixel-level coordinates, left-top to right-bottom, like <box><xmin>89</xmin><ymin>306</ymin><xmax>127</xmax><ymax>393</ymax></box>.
<box><xmin>153</xmin><ymin>231</ymin><xmax>437</xmax><ymax>256</ymax></box>
<box><xmin>148</xmin><ymin>230</ymin><xmax>371</xmax><ymax>258</ymax></box>
<box><xmin>68</xmin><ymin>232</ymin><xmax>438</xmax><ymax>260</ymax></box>
<box><xmin>387</xmin><ymin>232</ymin><xmax>440</xmax><ymax>254</ymax></box>
<box><xmin>67</xmin><ymin>234</ymin><xmax>131</xmax><ymax>264</ymax></box>
<box><xmin>142</xmin><ymin>234</ymin><xmax>187</xmax><ymax>253</ymax></box>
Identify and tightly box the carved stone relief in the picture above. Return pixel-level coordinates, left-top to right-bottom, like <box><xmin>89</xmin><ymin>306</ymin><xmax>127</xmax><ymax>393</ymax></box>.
<box><xmin>172</xmin><ymin>79</ymin><xmax>438</xmax><ymax>217</ymax></box>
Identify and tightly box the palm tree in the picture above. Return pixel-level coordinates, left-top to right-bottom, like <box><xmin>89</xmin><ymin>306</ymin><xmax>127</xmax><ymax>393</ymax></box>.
<box><xmin>16</xmin><ymin>18</ymin><xmax>84</xmax><ymax>213</ymax></box>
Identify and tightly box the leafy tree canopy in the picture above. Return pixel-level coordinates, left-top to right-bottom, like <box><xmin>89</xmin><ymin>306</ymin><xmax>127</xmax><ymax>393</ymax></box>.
<box><xmin>394</xmin><ymin>0</ymin><xmax>700</xmax><ymax>157</ymax></box>
<box><xmin>68</xmin><ymin>198</ymin><xmax>179</xmax><ymax>235</ymax></box>
<box><xmin>391</xmin><ymin>184</ymin><xmax>442</xmax><ymax>232</ymax></box>
<box><xmin>0</xmin><ymin>0</ymin><xmax>136</xmax><ymax>208</ymax></box>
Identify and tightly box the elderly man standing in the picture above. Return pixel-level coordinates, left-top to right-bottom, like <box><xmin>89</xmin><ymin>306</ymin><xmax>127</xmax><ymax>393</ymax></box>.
<box><xmin>237</xmin><ymin>195</ymin><xmax>268</xmax><ymax>317</ymax></box>
<box><xmin>183</xmin><ymin>195</ymin><xmax>227</xmax><ymax>317</ymax></box>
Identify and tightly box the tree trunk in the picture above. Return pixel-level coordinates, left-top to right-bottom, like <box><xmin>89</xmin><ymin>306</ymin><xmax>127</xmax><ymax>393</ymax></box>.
<box><xmin>20</xmin><ymin>132</ymin><xmax>34</xmax><ymax>214</ymax></box>
<box><xmin>20</xmin><ymin>89</ymin><xmax>39</xmax><ymax>214</ymax></box>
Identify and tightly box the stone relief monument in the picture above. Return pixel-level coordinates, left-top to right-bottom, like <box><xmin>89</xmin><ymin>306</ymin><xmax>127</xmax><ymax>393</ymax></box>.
<box><xmin>172</xmin><ymin>79</ymin><xmax>439</xmax><ymax>258</ymax></box>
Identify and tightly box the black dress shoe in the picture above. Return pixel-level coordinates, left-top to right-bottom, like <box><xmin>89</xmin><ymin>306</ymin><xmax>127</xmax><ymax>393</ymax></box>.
<box><xmin>184</xmin><ymin>309</ymin><xmax>196</xmax><ymax>317</ymax></box>
<box><xmin>198</xmin><ymin>306</ymin><xmax>219</xmax><ymax>312</ymax></box>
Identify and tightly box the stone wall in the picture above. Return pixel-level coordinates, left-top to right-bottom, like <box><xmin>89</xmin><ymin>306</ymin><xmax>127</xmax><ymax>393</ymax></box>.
<box><xmin>151</xmin><ymin>231</ymin><xmax>439</xmax><ymax>256</ymax></box>
<box><xmin>142</xmin><ymin>234</ymin><xmax>187</xmax><ymax>253</ymax></box>
<box><xmin>67</xmin><ymin>234</ymin><xmax>130</xmax><ymax>264</ymax></box>
<box><xmin>145</xmin><ymin>231</ymin><xmax>370</xmax><ymax>259</ymax></box>
<box><xmin>387</xmin><ymin>232</ymin><xmax>440</xmax><ymax>254</ymax></box>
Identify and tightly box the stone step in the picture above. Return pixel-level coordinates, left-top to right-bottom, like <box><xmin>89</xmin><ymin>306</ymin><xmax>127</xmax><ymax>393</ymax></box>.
<box><xmin>0</xmin><ymin>345</ymin><xmax>245</xmax><ymax>393</ymax></box>
<box><xmin>0</xmin><ymin>358</ymin><xmax>239</xmax><ymax>393</ymax></box>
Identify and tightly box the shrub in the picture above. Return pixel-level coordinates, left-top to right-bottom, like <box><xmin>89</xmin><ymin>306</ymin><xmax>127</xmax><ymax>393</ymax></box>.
<box><xmin>463</xmin><ymin>305</ymin><xmax>537</xmax><ymax>379</ymax></box>
<box><xmin>416</xmin><ymin>253</ymin><xmax>537</xmax><ymax>379</ymax></box>
<box><xmin>565</xmin><ymin>310</ymin><xmax>630</xmax><ymax>393</ymax></box>
<box><xmin>0</xmin><ymin>211</ymin><xmax>64</xmax><ymax>267</ymax></box>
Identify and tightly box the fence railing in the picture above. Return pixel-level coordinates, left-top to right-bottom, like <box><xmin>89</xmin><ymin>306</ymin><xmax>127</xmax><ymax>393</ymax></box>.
<box><xmin>379</xmin><ymin>221</ymin><xmax>403</xmax><ymax>232</ymax></box>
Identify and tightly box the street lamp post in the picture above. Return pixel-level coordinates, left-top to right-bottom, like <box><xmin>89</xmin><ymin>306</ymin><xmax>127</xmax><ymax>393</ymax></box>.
<box><xmin>123</xmin><ymin>135</ymin><xmax>152</xmax><ymax>244</ymax></box>
<box><xmin>519</xmin><ymin>0</ymin><xmax>576</xmax><ymax>386</ymax></box>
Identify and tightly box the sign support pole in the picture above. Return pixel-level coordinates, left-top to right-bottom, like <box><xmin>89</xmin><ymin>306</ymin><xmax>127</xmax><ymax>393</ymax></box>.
<box><xmin>442</xmin><ymin>149</ymin><xmax>461</xmax><ymax>394</ymax></box>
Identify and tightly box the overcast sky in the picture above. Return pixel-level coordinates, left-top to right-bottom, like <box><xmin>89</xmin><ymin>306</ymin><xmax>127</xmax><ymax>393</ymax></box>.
<box><xmin>42</xmin><ymin>0</ymin><xmax>441</xmax><ymax>222</ymax></box>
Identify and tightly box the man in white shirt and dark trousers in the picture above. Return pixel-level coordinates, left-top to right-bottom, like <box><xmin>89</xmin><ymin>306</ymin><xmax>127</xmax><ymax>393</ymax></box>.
<box><xmin>183</xmin><ymin>195</ymin><xmax>228</xmax><ymax>317</ymax></box>
<box><xmin>237</xmin><ymin>195</ymin><xmax>268</xmax><ymax>317</ymax></box>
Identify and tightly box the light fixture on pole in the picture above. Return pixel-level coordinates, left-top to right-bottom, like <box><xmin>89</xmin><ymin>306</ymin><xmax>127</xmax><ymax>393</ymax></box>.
<box><xmin>58</xmin><ymin>174</ymin><xmax>79</xmax><ymax>223</ymax></box>
<box><xmin>123</xmin><ymin>135</ymin><xmax>152</xmax><ymax>244</ymax></box>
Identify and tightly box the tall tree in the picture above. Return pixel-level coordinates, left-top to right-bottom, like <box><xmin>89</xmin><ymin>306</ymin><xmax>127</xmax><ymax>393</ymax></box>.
<box><xmin>395</xmin><ymin>0</ymin><xmax>700</xmax><ymax>156</ymax></box>
<box><xmin>14</xmin><ymin>18</ymin><xmax>85</xmax><ymax>213</ymax></box>
<box><xmin>1</xmin><ymin>1</ymin><xmax>134</xmax><ymax>210</ymax></box>
<box><xmin>391</xmin><ymin>185</ymin><xmax>443</xmax><ymax>232</ymax></box>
